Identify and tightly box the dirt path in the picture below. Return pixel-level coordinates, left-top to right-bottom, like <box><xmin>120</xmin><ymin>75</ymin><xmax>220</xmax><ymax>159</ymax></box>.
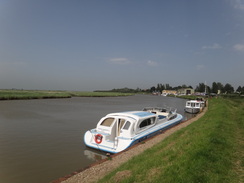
<box><xmin>53</xmin><ymin>106</ymin><xmax>207</xmax><ymax>183</ymax></box>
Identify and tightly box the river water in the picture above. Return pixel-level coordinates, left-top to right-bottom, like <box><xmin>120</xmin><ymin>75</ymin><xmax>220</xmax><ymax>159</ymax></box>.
<box><xmin>0</xmin><ymin>95</ymin><xmax>193</xmax><ymax>183</ymax></box>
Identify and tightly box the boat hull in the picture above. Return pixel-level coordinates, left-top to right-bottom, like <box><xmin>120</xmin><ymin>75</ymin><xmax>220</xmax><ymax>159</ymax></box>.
<box><xmin>184</xmin><ymin>107</ymin><xmax>200</xmax><ymax>114</ymax></box>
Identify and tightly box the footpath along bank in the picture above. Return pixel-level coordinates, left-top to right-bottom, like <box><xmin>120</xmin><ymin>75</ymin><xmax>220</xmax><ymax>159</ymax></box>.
<box><xmin>53</xmin><ymin>102</ymin><xmax>208</xmax><ymax>183</ymax></box>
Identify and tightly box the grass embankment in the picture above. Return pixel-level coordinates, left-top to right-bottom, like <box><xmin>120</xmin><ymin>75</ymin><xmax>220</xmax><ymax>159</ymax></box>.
<box><xmin>99</xmin><ymin>98</ymin><xmax>244</xmax><ymax>183</ymax></box>
<box><xmin>0</xmin><ymin>90</ymin><xmax>133</xmax><ymax>100</ymax></box>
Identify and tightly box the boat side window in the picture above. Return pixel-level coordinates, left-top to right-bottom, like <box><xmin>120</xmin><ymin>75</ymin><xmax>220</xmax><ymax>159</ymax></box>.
<box><xmin>100</xmin><ymin>117</ymin><xmax>114</xmax><ymax>127</ymax></box>
<box><xmin>139</xmin><ymin>117</ymin><xmax>156</xmax><ymax>128</ymax></box>
<box><xmin>122</xmin><ymin>121</ymin><xmax>131</xmax><ymax>130</ymax></box>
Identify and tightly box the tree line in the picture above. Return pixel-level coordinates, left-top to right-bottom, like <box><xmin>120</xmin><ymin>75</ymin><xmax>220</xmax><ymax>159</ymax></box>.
<box><xmin>96</xmin><ymin>82</ymin><xmax>244</xmax><ymax>94</ymax></box>
<box><xmin>150</xmin><ymin>82</ymin><xmax>244</xmax><ymax>94</ymax></box>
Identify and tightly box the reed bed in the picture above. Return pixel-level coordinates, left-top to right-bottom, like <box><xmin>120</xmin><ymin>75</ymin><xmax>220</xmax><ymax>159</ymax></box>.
<box><xmin>0</xmin><ymin>90</ymin><xmax>133</xmax><ymax>100</ymax></box>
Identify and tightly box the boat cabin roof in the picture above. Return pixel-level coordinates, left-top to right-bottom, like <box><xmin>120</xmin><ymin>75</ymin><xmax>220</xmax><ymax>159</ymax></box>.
<box><xmin>105</xmin><ymin>111</ymin><xmax>156</xmax><ymax>121</ymax></box>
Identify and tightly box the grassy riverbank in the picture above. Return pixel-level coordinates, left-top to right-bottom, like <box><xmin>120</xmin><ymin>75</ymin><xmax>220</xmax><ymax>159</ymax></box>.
<box><xmin>99</xmin><ymin>98</ymin><xmax>244</xmax><ymax>183</ymax></box>
<box><xmin>0</xmin><ymin>90</ymin><xmax>133</xmax><ymax>100</ymax></box>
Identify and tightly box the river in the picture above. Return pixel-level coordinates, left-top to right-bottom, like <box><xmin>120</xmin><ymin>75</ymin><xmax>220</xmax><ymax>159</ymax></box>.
<box><xmin>0</xmin><ymin>95</ymin><xmax>193</xmax><ymax>183</ymax></box>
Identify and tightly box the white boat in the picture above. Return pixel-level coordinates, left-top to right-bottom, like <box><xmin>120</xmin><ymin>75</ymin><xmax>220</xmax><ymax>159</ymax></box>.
<box><xmin>84</xmin><ymin>107</ymin><xmax>183</xmax><ymax>153</ymax></box>
<box><xmin>184</xmin><ymin>99</ymin><xmax>205</xmax><ymax>114</ymax></box>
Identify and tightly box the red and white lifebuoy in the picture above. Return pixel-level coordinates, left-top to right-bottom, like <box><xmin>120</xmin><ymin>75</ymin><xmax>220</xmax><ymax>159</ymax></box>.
<box><xmin>94</xmin><ymin>134</ymin><xmax>103</xmax><ymax>144</ymax></box>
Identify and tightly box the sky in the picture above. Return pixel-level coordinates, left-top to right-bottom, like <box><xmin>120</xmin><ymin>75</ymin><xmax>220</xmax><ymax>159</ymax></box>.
<box><xmin>0</xmin><ymin>0</ymin><xmax>244</xmax><ymax>91</ymax></box>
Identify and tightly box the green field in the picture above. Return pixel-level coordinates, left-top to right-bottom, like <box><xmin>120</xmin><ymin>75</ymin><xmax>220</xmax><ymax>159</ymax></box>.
<box><xmin>99</xmin><ymin>98</ymin><xmax>244</xmax><ymax>183</ymax></box>
<box><xmin>0</xmin><ymin>90</ymin><xmax>134</xmax><ymax>100</ymax></box>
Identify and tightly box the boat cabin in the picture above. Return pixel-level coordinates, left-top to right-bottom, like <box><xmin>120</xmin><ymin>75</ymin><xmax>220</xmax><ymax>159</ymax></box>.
<box><xmin>186</xmin><ymin>100</ymin><xmax>204</xmax><ymax>108</ymax></box>
<box><xmin>96</xmin><ymin>111</ymin><xmax>158</xmax><ymax>139</ymax></box>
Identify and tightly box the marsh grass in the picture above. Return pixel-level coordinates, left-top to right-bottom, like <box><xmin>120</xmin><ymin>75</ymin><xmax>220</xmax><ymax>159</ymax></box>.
<box><xmin>0</xmin><ymin>90</ymin><xmax>71</xmax><ymax>100</ymax></box>
<box><xmin>0</xmin><ymin>90</ymin><xmax>133</xmax><ymax>100</ymax></box>
<box><xmin>99</xmin><ymin>98</ymin><xmax>244</xmax><ymax>183</ymax></box>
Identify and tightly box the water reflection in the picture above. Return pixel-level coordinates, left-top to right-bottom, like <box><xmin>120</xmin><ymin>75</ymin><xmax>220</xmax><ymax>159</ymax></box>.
<box><xmin>84</xmin><ymin>148</ymin><xmax>107</xmax><ymax>162</ymax></box>
<box><xmin>184</xmin><ymin>111</ymin><xmax>197</xmax><ymax>120</ymax></box>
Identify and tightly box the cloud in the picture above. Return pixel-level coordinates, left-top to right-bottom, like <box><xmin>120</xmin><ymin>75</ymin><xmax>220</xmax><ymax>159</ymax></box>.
<box><xmin>196</xmin><ymin>64</ymin><xmax>205</xmax><ymax>70</ymax></box>
<box><xmin>202</xmin><ymin>43</ymin><xmax>222</xmax><ymax>50</ymax></box>
<box><xmin>233</xmin><ymin>0</ymin><xmax>244</xmax><ymax>10</ymax></box>
<box><xmin>233</xmin><ymin>44</ymin><xmax>244</xmax><ymax>51</ymax></box>
<box><xmin>107</xmin><ymin>58</ymin><xmax>131</xmax><ymax>65</ymax></box>
<box><xmin>147</xmin><ymin>60</ymin><xmax>158</xmax><ymax>67</ymax></box>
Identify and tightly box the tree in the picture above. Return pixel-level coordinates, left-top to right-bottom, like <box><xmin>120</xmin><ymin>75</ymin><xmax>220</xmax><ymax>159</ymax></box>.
<box><xmin>207</xmin><ymin>86</ymin><xmax>211</xmax><ymax>94</ymax></box>
<box><xmin>236</xmin><ymin>86</ymin><xmax>244</xmax><ymax>94</ymax></box>
<box><xmin>164</xmin><ymin>84</ymin><xmax>172</xmax><ymax>90</ymax></box>
<box><xmin>217</xmin><ymin>82</ymin><xmax>224</xmax><ymax>93</ymax></box>
<box><xmin>236</xmin><ymin>86</ymin><xmax>242</xmax><ymax>93</ymax></box>
<box><xmin>181</xmin><ymin>84</ymin><xmax>187</xmax><ymax>88</ymax></box>
<box><xmin>156</xmin><ymin>83</ymin><xmax>164</xmax><ymax>91</ymax></box>
<box><xmin>195</xmin><ymin>83</ymin><xmax>206</xmax><ymax>92</ymax></box>
<box><xmin>224</xmin><ymin>83</ymin><xmax>234</xmax><ymax>94</ymax></box>
<box><xmin>150</xmin><ymin>86</ymin><xmax>156</xmax><ymax>92</ymax></box>
<box><xmin>211</xmin><ymin>82</ymin><xmax>218</xmax><ymax>93</ymax></box>
<box><xmin>161</xmin><ymin>84</ymin><xmax>165</xmax><ymax>91</ymax></box>
<box><xmin>174</xmin><ymin>86</ymin><xmax>182</xmax><ymax>90</ymax></box>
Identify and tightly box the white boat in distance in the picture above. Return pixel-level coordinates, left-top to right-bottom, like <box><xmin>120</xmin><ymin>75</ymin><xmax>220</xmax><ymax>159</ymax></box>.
<box><xmin>184</xmin><ymin>98</ymin><xmax>205</xmax><ymax>114</ymax></box>
<box><xmin>84</xmin><ymin>107</ymin><xmax>183</xmax><ymax>153</ymax></box>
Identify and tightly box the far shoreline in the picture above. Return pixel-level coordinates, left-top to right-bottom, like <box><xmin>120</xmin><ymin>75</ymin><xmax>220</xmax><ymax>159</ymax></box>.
<box><xmin>0</xmin><ymin>89</ymin><xmax>134</xmax><ymax>100</ymax></box>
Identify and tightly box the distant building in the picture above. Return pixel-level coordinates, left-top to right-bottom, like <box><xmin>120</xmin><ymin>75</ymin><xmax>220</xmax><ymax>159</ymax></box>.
<box><xmin>162</xmin><ymin>90</ymin><xmax>177</xmax><ymax>95</ymax></box>
<box><xmin>177</xmin><ymin>88</ymin><xmax>195</xmax><ymax>95</ymax></box>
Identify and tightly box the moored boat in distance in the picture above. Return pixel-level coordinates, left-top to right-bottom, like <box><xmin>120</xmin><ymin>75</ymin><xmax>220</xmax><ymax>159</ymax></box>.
<box><xmin>84</xmin><ymin>107</ymin><xmax>183</xmax><ymax>153</ymax></box>
<box><xmin>184</xmin><ymin>98</ymin><xmax>205</xmax><ymax>114</ymax></box>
